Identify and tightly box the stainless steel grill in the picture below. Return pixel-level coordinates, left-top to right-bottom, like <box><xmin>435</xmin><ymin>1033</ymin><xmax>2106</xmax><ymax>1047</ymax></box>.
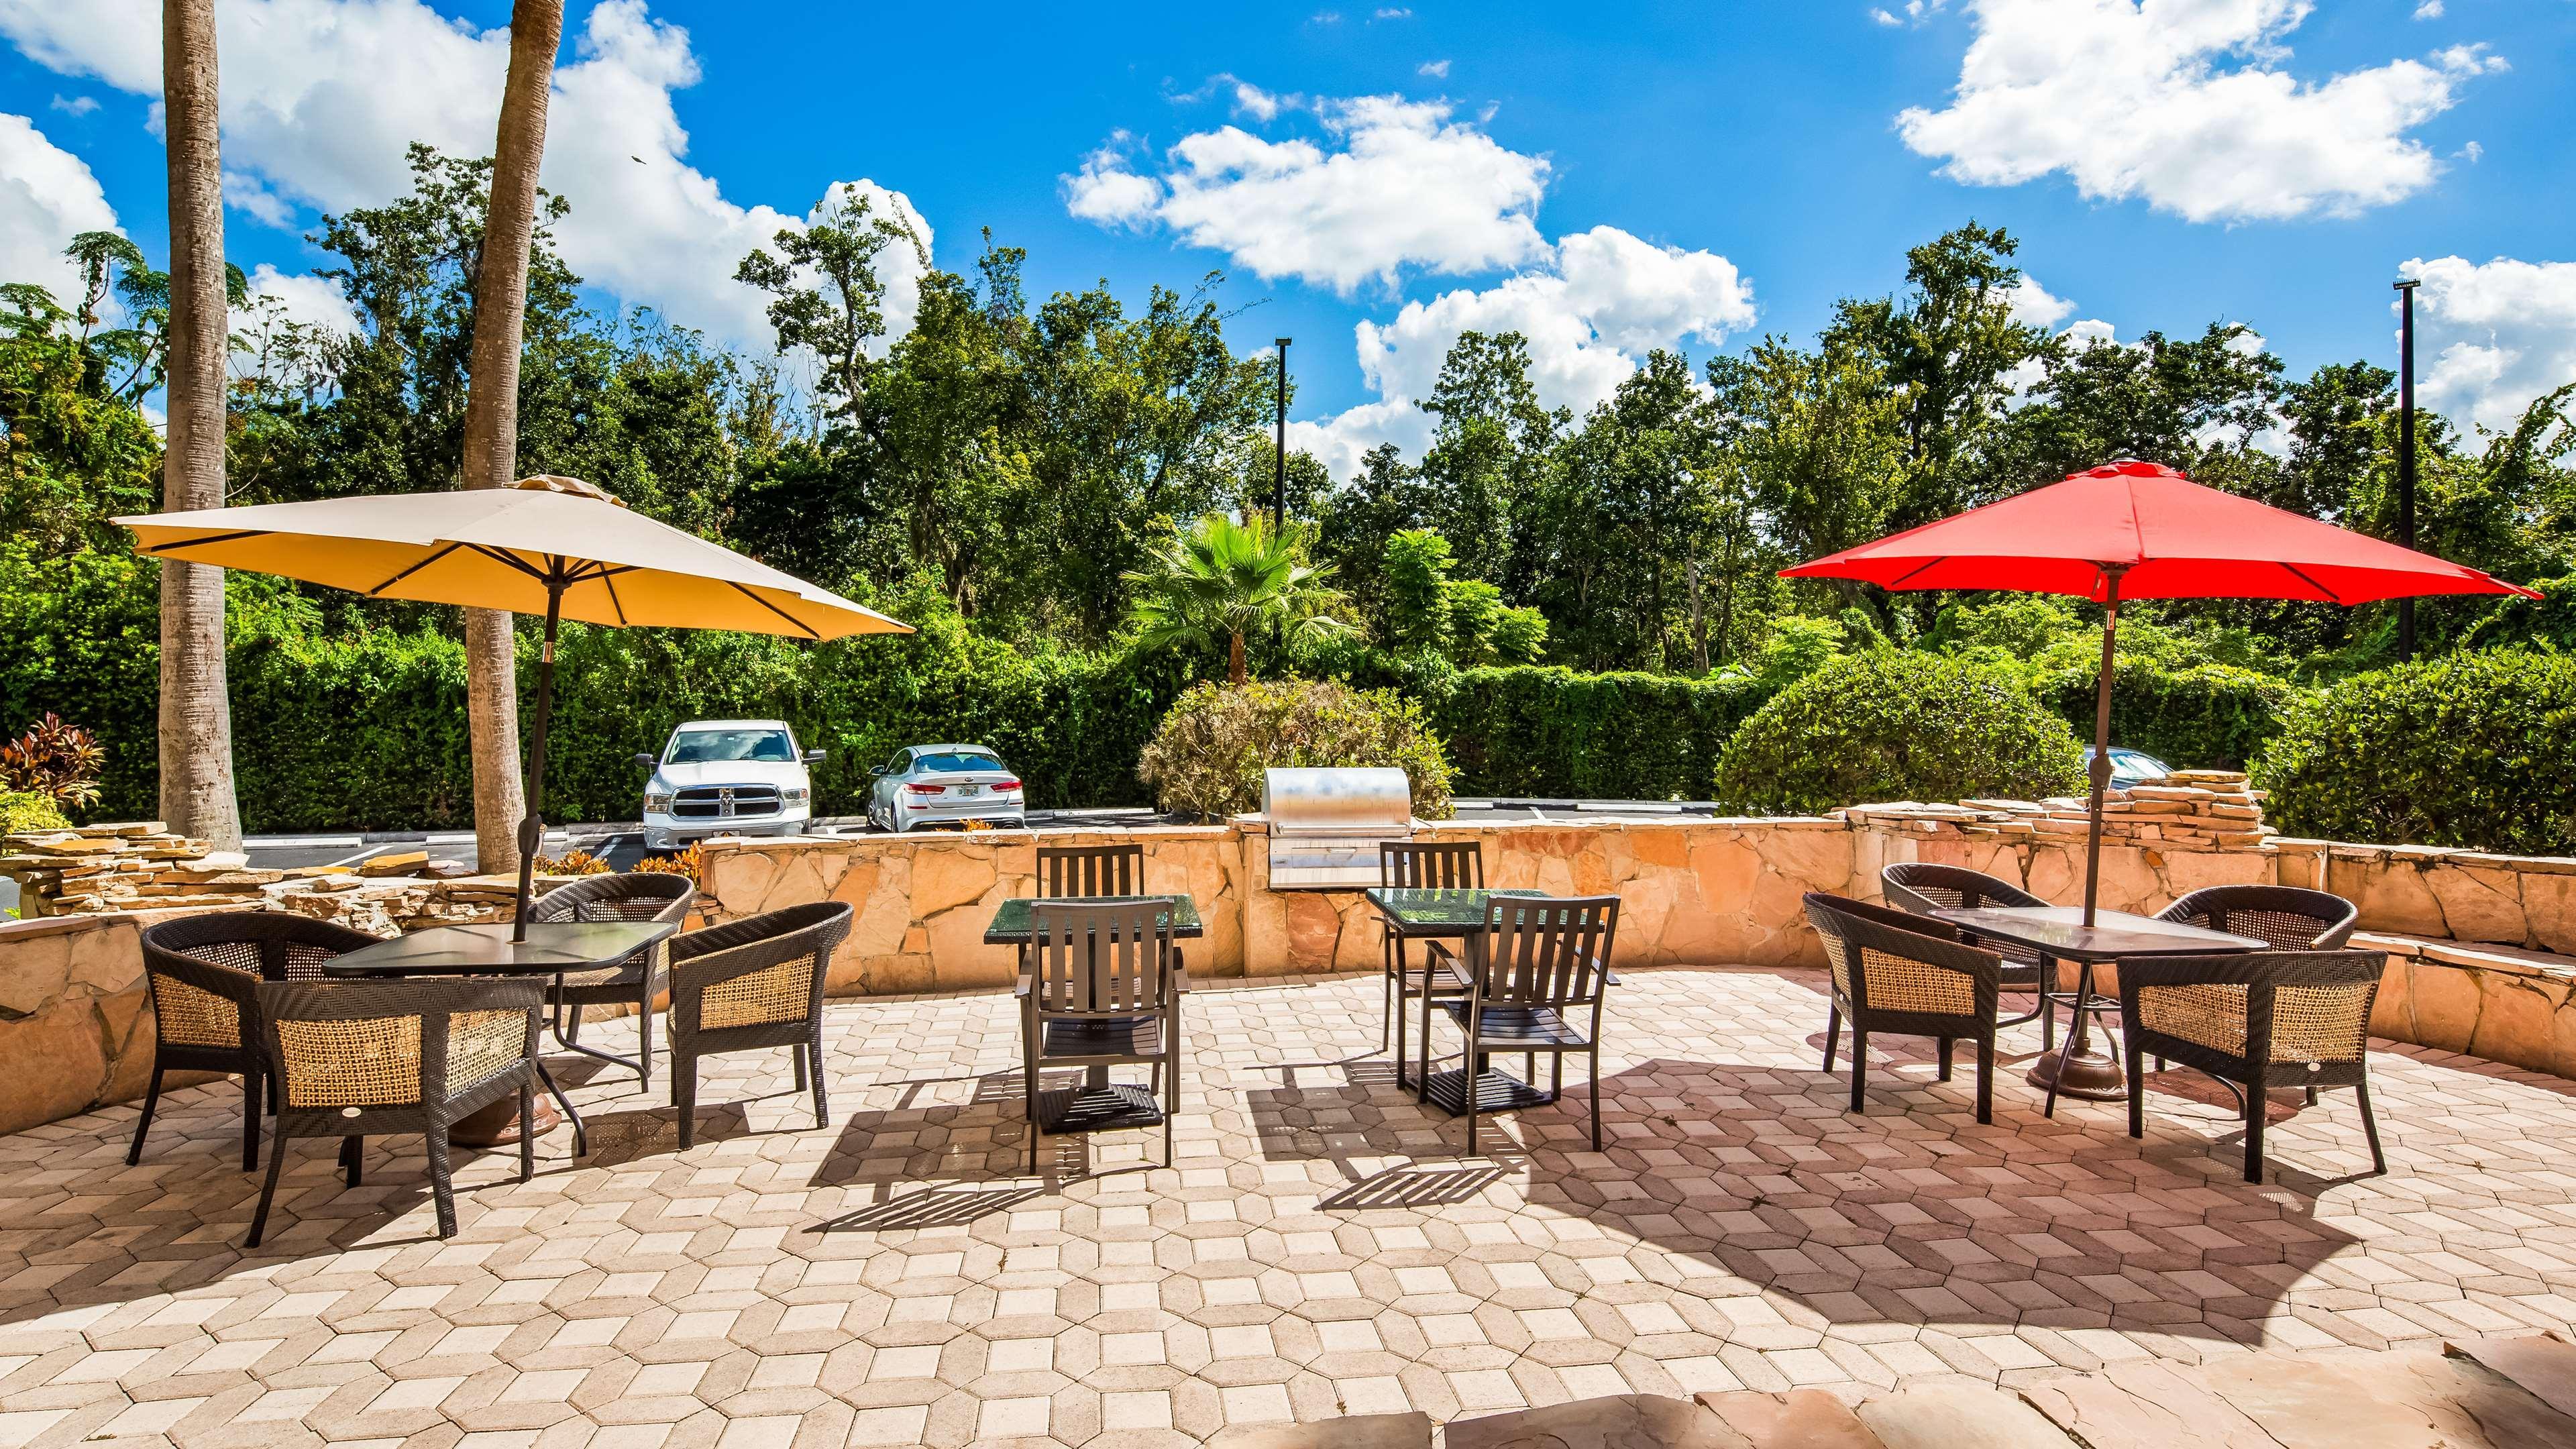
<box><xmin>672</xmin><ymin>784</ymin><xmax>782</xmax><ymax>820</ymax></box>
<box><xmin>1263</xmin><ymin>767</ymin><xmax>1415</xmax><ymax>890</ymax></box>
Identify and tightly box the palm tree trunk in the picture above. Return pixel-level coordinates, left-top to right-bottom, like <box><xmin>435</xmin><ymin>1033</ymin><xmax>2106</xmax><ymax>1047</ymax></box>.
<box><xmin>1229</xmin><ymin>631</ymin><xmax>1246</xmax><ymax>686</ymax></box>
<box><xmin>156</xmin><ymin>0</ymin><xmax>241</xmax><ymax>850</ymax></box>
<box><xmin>461</xmin><ymin>0</ymin><xmax>566</xmax><ymax>880</ymax></box>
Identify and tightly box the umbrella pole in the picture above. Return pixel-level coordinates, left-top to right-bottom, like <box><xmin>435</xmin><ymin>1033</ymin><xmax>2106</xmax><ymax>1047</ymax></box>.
<box><xmin>2080</xmin><ymin>568</ymin><xmax>2125</xmax><ymax>928</ymax></box>
<box><xmin>511</xmin><ymin>572</ymin><xmax>565</xmax><ymax>943</ymax></box>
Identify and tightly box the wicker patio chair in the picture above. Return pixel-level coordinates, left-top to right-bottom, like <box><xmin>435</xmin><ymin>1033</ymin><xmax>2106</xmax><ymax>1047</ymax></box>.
<box><xmin>1036</xmin><ymin>843</ymin><xmax>1144</xmax><ymax>898</ymax></box>
<box><xmin>1018</xmin><ymin>898</ymin><xmax>1185</xmax><ymax>1173</ymax></box>
<box><xmin>1880</xmin><ymin>862</ymin><xmax>2053</xmax><ymax>1040</ymax></box>
<box><xmin>1803</xmin><ymin>892</ymin><xmax>2002</xmax><ymax>1124</ymax></box>
<box><xmin>2117</xmin><ymin>949</ymin><xmax>2387</xmax><ymax>1183</ymax></box>
<box><xmin>1379</xmin><ymin>841</ymin><xmax>1481</xmax><ymax>1076</ymax></box>
<box><xmin>666</xmin><ymin>902</ymin><xmax>852</xmax><ymax>1150</ymax></box>
<box><xmin>245</xmin><ymin>976</ymin><xmax>543</xmax><ymax>1246</ymax></box>
<box><xmin>529</xmin><ymin>872</ymin><xmax>697</xmax><ymax>1083</ymax></box>
<box><xmin>2153</xmin><ymin>885</ymin><xmax>2359</xmax><ymax>950</ymax></box>
<box><xmin>1448</xmin><ymin>894</ymin><xmax>1618</xmax><ymax>1155</ymax></box>
<box><xmin>134</xmin><ymin>913</ymin><xmax>384</xmax><ymax>1172</ymax></box>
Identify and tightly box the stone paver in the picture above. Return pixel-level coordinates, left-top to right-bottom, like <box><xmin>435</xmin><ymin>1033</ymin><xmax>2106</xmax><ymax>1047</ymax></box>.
<box><xmin>2</xmin><ymin>965</ymin><xmax>2575</xmax><ymax>1445</ymax></box>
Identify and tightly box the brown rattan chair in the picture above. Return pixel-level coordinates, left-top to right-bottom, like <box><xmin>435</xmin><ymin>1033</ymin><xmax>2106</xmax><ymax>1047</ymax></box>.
<box><xmin>2117</xmin><ymin>949</ymin><xmax>2387</xmax><ymax>1183</ymax></box>
<box><xmin>134</xmin><ymin>913</ymin><xmax>384</xmax><ymax>1171</ymax></box>
<box><xmin>1804</xmin><ymin>892</ymin><xmax>2002</xmax><ymax>1124</ymax></box>
<box><xmin>666</xmin><ymin>902</ymin><xmax>852</xmax><ymax>1150</ymax></box>
<box><xmin>1879</xmin><ymin>862</ymin><xmax>2053</xmax><ymax>1040</ymax></box>
<box><xmin>2152</xmin><ymin>885</ymin><xmax>2359</xmax><ymax>950</ymax></box>
<box><xmin>1036</xmin><ymin>843</ymin><xmax>1144</xmax><ymax>898</ymax></box>
<box><xmin>245</xmin><ymin>976</ymin><xmax>543</xmax><ymax>1246</ymax></box>
<box><xmin>1379</xmin><ymin>841</ymin><xmax>1481</xmax><ymax>1083</ymax></box>
<box><xmin>1018</xmin><ymin>898</ymin><xmax>1186</xmax><ymax>1173</ymax></box>
<box><xmin>530</xmin><ymin>872</ymin><xmax>698</xmax><ymax>1084</ymax></box>
<box><xmin>1445</xmin><ymin>894</ymin><xmax>1618</xmax><ymax>1155</ymax></box>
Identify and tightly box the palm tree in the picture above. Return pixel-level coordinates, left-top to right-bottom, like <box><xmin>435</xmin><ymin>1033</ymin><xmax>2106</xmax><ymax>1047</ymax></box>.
<box><xmin>1126</xmin><ymin>515</ymin><xmax>1354</xmax><ymax>685</ymax></box>
<box><xmin>460</xmin><ymin>0</ymin><xmax>566</xmax><ymax>878</ymax></box>
<box><xmin>156</xmin><ymin>0</ymin><xmax>241</xmax><ymax>849</ymax></box>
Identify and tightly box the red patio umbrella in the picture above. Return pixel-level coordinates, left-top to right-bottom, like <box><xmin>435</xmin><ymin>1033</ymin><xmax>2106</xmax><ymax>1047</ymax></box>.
<box><xmin>1783</xmin><ymin>459</ymin><xmax>2539</xmax><ymax>924</ymax></box>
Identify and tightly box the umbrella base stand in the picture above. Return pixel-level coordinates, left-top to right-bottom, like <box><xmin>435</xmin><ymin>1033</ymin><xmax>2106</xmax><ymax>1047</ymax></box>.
<box><xmin>451</xmin><ymin>1093</ymin><xmax>562</xmax><ymax>1148</ymax></box>
<box><xmin>2024</xmin><ymin>1049</ymin><xmax>2126</xmax><ymax>1102</ymax></box>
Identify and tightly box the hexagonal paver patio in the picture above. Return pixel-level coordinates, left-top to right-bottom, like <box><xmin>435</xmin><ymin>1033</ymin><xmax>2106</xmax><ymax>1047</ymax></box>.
<box><xmin>3</xmin><ymin>964</ymin><xmax>2573</xmax><ymax>1447</ymax></box>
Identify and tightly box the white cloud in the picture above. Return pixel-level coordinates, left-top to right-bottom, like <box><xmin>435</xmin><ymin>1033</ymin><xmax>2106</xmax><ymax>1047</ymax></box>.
<box><xmin>0</xmin><ymin>112</ymin><xmax>119</xmax><ymax>307</ymax></box>
<box><xmin>1373</xmin><ymin>7</ymin><xmax>1413</xmax><ymax>18</ymax></box>
<box><xmin>1293</xmin><ymin>225</ymin><xmax>1756</xmax><ymax>478</ymax></box>
<box><xmin>2402</xmin><ymin>256</ymin><xmax>2576</xmax><ymax>435</ymax></box>
<box><xmin>2004</xmin><ymin>274</ymin><xmax>2074</xmax><ymax>327</ymax></box>
<box><xmin>1417</xmin><ymin>59</ymin><xmax>1450</xmax><ymax>78</ymax></box>
<box><xmin>2413</xmin><ymin>0</ymin><xmax>2443</xmax><ymax>17</ymax></box>
<box><xmin>1896</xmin><ymin>0</ymin><xmax>2503</xmax><ymax>223</ymax></box>
<box><xmin>1872</xmin><ymin>9</ymin><xmax>1903</xmax><ymax>25</ymax></box>
<box><xmin>0</xmin><ymin>0</ymin><xmax>932</xmax><ymax>350</ymax></box>
<box><xmin>238</xmin><ymin>261</ymin><xmax>362</xmax><ymax>338</ymax></box>
<box><xmin>1063</xmin><ymin>95</ymin><xmax>1550</xmax><ymax>294</ymax></box>
<box><xmin>48</xmin><ymin>94</ymin><xmax>97</xmax><ymax>117</ymax></box>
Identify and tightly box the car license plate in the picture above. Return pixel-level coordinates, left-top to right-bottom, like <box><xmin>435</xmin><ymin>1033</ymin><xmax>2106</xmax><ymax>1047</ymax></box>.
<box><xmin>954</xmin><ymin>784</ymin><xmax>981</xmax><ymax>797</ymax></box>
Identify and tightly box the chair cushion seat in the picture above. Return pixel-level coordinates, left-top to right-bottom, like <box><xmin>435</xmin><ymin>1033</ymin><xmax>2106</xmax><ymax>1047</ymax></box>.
<box><xmin>1040</xmin><ymin>1015</ymin><xmax>1164</xmax><ymax>1061</ymax></box>
<box><xmin>1438</xmin><ymin>1002</ymin><xmax>1590</xmax><ymax>1049</ymax></box>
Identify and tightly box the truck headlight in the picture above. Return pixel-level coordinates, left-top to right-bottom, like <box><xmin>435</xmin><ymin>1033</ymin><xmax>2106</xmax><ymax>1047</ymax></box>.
<box><xmin>645</xmin><ymin>790</ymin><xmax>674</xmax><ymax>814</ymax></box>
<box><xmin>783</xmin><ymin>786</ymin><xmax>809</xmax><ymax>804</ymax></box>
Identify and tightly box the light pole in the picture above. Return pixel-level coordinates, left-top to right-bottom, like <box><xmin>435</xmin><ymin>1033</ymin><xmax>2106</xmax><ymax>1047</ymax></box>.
<box><xmin>2394</xmin><ymin>278</ymin><xmax>2419</xmax><ymax>661</ymax></box>
<box><xmin>1273</xmin><ymin>337</ymin><xmax>1291</xmax><ymax>534</ymax></box>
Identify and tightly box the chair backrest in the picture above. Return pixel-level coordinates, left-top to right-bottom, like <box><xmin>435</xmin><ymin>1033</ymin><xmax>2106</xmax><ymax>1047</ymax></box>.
<box><xmin>2122</xmin><ymin>949</ymin><xmax>2383</xmax><ymax>1067</ymax></box>
<box><xmin>1471</xmin><ymin>894</ymin><xmax>1617</xmax><ymax>1008</ymax></box>
<box><xmin>671</xmin><ymin>901</ymin><xmax>852</xmax><ymax>1032</ymax></box>
<box><xmin>1804</xmin><ymin>891</ymin><xmax>1996</xmax><ymax>1019</ymax></box>
<box><xmin>1036</xmin><ymin>843</ymin><xmax>1144</xmax><ymax>899</ymax></box>
<box><xmin>1881</xmin><ymin>863</ymin><xmax>2043</xmax><ymax>916</ymax></box>
<box><xmin>1380</xmin><ymin>841</ymin><xmax>1484</xmax><ymax>890</ymax></box>
<box><xmin>2157</xmin><ymin>885</ymin><xmax>2359</xmax><ymax>951</ymax></box>
<box><xmin>143</xmin><ymin>911</ymin><xmax>384</xmax><ymax>983</ymax></box>
<box><xmin>256</xmin><ymin>977</ymin><xmax>540</xmax><ymax>1110</ymax></box>
<box><xmin>1028</xmin><ymin>899</ymin><xmax>1177</xmax><ymax>1017</ymax></box>
<box><xmin>528</xmin><ymin>871</ymin><xmax>696</xmax><ymax>925</ymax></box>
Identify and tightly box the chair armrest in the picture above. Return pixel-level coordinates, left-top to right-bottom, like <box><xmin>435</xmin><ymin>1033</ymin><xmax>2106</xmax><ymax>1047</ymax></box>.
<box><xmin>1834</xmin><ymin>908</ymin><xmax>2003</xmax><ymax>985</ymax></box>
<box><xmin>1014</xmin><ymin>972</ymin><xmax>1034</xmax><ymax>998</ymax></box>
<box><xmin>1173</xmin><ymin>965</ymin><xmax>1191</xmax><ymax>995</ymax></box>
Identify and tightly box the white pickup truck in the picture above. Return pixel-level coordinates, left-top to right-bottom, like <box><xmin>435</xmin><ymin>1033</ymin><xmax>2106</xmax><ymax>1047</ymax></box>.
<box><xmin>638</xmin><ymin>719</ymin><xmax>822</xmax><ymax>851</ymax></box>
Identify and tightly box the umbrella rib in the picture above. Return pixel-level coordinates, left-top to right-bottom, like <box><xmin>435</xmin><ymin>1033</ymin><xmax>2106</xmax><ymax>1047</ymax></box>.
<box><xmin>2279</xmin><ymin>562</ymin><xmax>2345</xmax><ymax>604</ymax></box>
<box><xmin>366</xmin><ymin>541</ymin><xmax>464</xmax><ymax>597</ymax></box>
<box><xmin>1885</xmin><ymin>557</ymin><xmax>1947</xmax><ymax>590</ymax></box>
<box><xmin>728</xmin><ymin>581</ymin><xmax>821</xmax><ymax>639</ymax></box>
<box><xmin>142</xmin><ymin>529</ymin><xmax>270</xmax><ymax>555</ymax></box>
<box><xmin>600</xmin><ymin>568</ymin><xmax>631</xmax><ymax>627</ymax></box>
<box><xmin>466</xmin><ymin>543</ymin><xmax>551</xmax><ymax>584</ymax></box>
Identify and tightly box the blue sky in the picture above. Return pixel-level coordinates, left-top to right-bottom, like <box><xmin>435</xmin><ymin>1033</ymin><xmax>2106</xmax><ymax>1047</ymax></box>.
<box><xmin>5</xmin><ymin>0</ymin><xmax>2571</xmax><ymax>472</ymax></box>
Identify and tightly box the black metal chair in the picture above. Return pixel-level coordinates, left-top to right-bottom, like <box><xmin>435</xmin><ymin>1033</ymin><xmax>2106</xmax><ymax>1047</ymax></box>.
<box><xmin>666</xmin><ymin>902</ymin><xmax>852</xmax><ymax>1150</ymax></box>
<box><xmin>1036</xmin><ymin>843</ymin><xmax>1144</xmax><ymax>898</ymax></box>
<box><xmin>1380</xmin><ymin>841</ymin><xmax>1481</xmax><ymax>1085</ymax></box>
<box><xmin>2118</xmin><ymin>949</ymin><xmax>2387</xmax><ymax>1183</ymax></box>
<box><xmin>1880</xmin><ymin>862</ymin><xmax>2053</xmax><ymax>1040</ymax></box>
<box><xmin>1804</xmin><ymin>892</ymin><xmax>2002</xmax><ymax>1124</ymax></box>
<box><xmin>134</xmin><ymin>913</ymin><xmax>384</xmax><ymax>1171</ymax></box>
<box><xmin>246</xmin><ymin>976</ymin><xmax>543</xmax><ymax>1246</ymax></box>
<box><xmin>529</xmin><ymin>872</ymin><xmax>698</xmax><ymax>1084</ymax></box>
<box><xmin>1018</xmin><ymin>898</ymin><xmax>1186</xmax><ymax>1173</ymax></box>
<box><xmin>1445</xmin><ymin>894</ymin><xmax>1618</xmax><ymax>1155</ymax></box>
<box><xmin>2153</xmin><ymin>885</ymin><xmax>2359</xmax><ymax>950</ymax></box>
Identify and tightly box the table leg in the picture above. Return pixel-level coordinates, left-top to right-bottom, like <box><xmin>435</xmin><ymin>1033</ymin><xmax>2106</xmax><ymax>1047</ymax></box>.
<box><xmin>547</xmin><ymin>970</ymin><xmax>649</xmax><ymax>1084</ymax></box>
<box><xmin>1392</xmin><ymin>932</ymin><xmax>1411</xmax><ymax>1087</ymax></box>
<box><xmin>2025</xmin><ymin>958</ymin><xmax>2127</xmax><ymax>1110</ymax></box>
<box><xmin>534</xmin><ymin>1059</ymin><xmax>586</xmax><ymax>1156</ymax></box>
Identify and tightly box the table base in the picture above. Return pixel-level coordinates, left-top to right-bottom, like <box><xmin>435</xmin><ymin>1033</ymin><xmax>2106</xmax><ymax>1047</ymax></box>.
<box><xmin>450</xmin><ymin>1093</ymin><xmax>561</xmax><ymax>1147</ymax></box>
<box><xmin>1037</xmin><ymin>1082</ymin><xmax>1165</xmax><ymax>1136</ymax></box>
<box><xmin>2026</xmin><ymin>1047</ymin><xmax>2127</xmax><ymax>1101</ymax></box>
<box><xmin>1422</xmin><ymin>1067</ymin><xmax>1558</xmax><ymax>1118</ymax></box>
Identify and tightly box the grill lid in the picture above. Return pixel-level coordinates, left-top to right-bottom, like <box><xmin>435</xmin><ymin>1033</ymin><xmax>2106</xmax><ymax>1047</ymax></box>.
<box><xmin>1262</xmin><ymin>767</ymin><xmax>1413</xmax><ymax>835</ymax></box>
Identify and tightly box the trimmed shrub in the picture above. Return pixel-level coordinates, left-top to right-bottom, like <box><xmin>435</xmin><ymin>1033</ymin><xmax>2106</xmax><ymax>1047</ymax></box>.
<box><xmin>0</xmin><ymin>790</ymin><xmax>70</xmax><ymax>834</ymax></box>
<box><xmin>1716</xmin><ymin>653</ymin><xmax>2086</xmax><ymax>814</ymax></box>
<box><xmin>2253</xmin><ymin>649</ymin><xmax>2576</xmax><ymax>855</ymax></box>
<box><xmin>1137</xmin><ymin>678</ymin><xmax>1454</xmax><ymax>820</ymax></box>
<box><xmin>2035</xmin><ymin>659</ymin><xmax>2304</xmax><ymax>771</ymax></box>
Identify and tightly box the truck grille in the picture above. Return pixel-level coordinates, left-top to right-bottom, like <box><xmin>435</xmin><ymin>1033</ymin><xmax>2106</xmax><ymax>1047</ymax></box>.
<box><xmin>672</xmin><ymin>785</ymin><xmax>782</xmax><ymax>820</ymax></box>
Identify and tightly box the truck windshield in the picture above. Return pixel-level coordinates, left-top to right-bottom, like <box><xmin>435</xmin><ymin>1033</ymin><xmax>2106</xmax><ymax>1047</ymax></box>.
<box><xmin>666</xmin><ymin>729</ymin><xmax>796</xmax><ymax>764</ymax></box>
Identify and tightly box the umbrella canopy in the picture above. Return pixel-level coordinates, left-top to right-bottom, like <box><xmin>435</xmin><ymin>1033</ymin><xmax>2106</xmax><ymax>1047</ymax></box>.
<box><xmin>1782</xmin><ymin>459</ymin><xmax>2538</xmax><ymax>926</ymax></box>
<box><xmin>117</xmin><ymin>474</ymin><xmax>910</xmax><ymax>641</ymax></box>
<box><xmin>118</xmin><ymin>476</ymin><xmax>910</xmax><ymax>937</ymax></box>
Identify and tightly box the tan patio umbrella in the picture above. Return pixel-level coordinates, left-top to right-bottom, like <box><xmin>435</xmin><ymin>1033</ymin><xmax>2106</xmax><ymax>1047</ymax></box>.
<box><xmin>119</xmin><ymin>475</ymin><xmax>910</xmax><ymax>936</ymax></box>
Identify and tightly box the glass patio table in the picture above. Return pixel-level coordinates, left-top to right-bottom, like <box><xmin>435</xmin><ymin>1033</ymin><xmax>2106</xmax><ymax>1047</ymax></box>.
<box><xmin>1933</xmin><ymin>905</ymin><xmax>2266</xmax><ymax>1116</ymax></box>
<box><xmin>985</xmin><ymin>894</ymin><xmax>1201</xmax><ymax>1138</ymax></box>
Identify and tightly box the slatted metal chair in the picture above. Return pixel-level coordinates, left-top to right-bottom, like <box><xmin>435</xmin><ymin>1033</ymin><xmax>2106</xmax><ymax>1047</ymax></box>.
<box><xmin>1446</xmin><ymin>894</ymin><xmax>1618</xmax><ymax>1155</ymax></box>
<box><xmin>2118</xmin><ymin>949</ymin><xmax>2387</xmax><ymax>1183</ymax></box>
<box><xmin>1879</xmin><ymin>862</ymin><xmax>2053</xmax><ymax>1040</ymax></box>
<box><xmin>1036</xmin><ymin>843</ymin><xmax>1144</xmax><ymax>899</ymax></box>
<box><xmin>1803</xmin><ymin>892</ymin><xmax>2002</xmax><ymax>1124</ymax></box>
<box><xmin>1379</xmin><ymin>841</ymin><xmax>1481</xmax><ymax>1084</ymax></box>
<box><xmin>530</xmin><ymin>872</ymin><xmax>697</xmax><ymax>1083</ymax></box>
<box><xmin>666</xmin><ymin>902</ymin><xmax>853</xmax><ymax>1150</ymax></box>
<box><xmin>246</xmin><ymin>977</ymin><xmax>543</xmax><ymax>1246</ymax></box>
<box><xmin>1018</xmin><ymin>898</ymin><xmax>1186</xmax><ymax>1173</ymax></box>
<box><xmin>2153</xmin><ymin>885</ymin><xmax>2359</xmax><ymax>950</ymax></box>
<box><xmin>134</xmin><ymin>913</ymin><xmax>384</xmax><ymax>1171</ymax></box>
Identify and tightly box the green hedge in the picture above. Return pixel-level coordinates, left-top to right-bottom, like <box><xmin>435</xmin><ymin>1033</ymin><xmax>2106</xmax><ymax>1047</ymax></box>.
<box><xmin>2254</xmin><ymin>649</ymin><xmax>2576</xmax><ymax>855</ymax></box>
<box><xmin>1411</xmin><ymin>665</ymin><xmax>1774</xmax><ymax>800</ymax></box>
<box><xmin>2035</xmin><ymin>659</ymin><xmax>2304</xmax><ymax>770</ymax></box>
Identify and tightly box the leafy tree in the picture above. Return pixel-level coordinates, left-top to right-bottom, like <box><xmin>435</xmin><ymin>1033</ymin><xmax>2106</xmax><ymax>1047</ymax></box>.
<box><xmin>1381</xmin><ymin>528</ymin><xmax>1546</xmax><ymax>665</ymax></box>
<box><xmin>1125</xmin><ymin>514</ymin><xmax>1354</xmax><ymax>685</ymax></box>
<box><xmin>1992</xmin><ymin>322</ymin><xmax>2283</xmax><ymax>489</ymax></box>
<box><xmin>733</xmin><ymin>183</ymin><xmax>926</xmax><ymax>426</ymax></box>
<box><xmin>0</xmin><ymin>283</ymin><xmax>162</xmax><ymax>552</ymax></box>
<box><xmin>1537</xmin><ymin>350</ymin><xmax>1725</xmax><ymax>671</ymax></box>
<box><xmin>1415</xmin><ymin>330</ymin><xmax>1564</xmax><ymax>586</ymax></box>
<box><xmin>1707</xmin><ymin>332</ymin><xmax>1908</xmax><ymax>612</ymax></box>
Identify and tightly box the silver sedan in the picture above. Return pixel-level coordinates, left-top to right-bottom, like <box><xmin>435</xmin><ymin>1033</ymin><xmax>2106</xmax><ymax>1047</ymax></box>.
<box><xmin>865</xmin><ymin>745</ymin><xmax>1028</xmax><ymax>833</ymax></box>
